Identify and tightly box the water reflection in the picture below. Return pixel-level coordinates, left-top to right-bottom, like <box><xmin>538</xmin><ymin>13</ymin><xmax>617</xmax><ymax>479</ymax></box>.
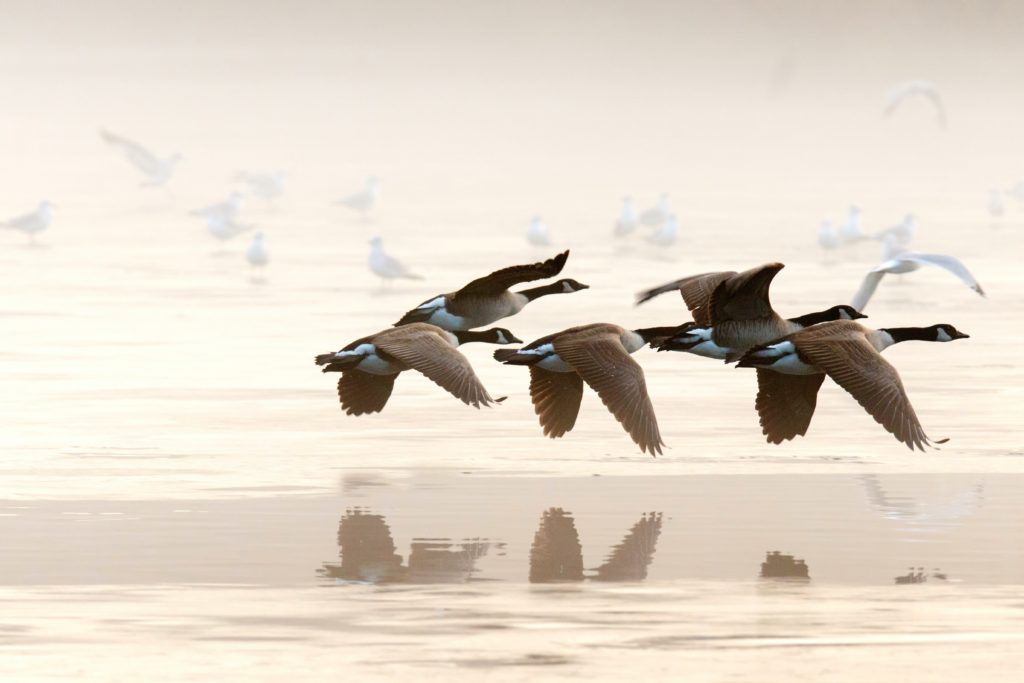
<box><xmin>860</xmin><ymin>475</ymin><xmax>986</xmax><ymax>527</ymax></box>
<box><xmin>895</xmin><ymin>567</ymin><xmax>950</xmax><ymax>585</ymax></box>
<box><xmin>529</xmin><ymin>508</ymin><xmax>663</xmax><ymax>583</ymax></box>
<box><xmin>760</xmin><ymin>551</ymin><xmax>810</xmax><ymax>580</ymax></box>
<box><xmin>319</xmin><ymin>508</ymin><xmax>497</xmax><ymax>584</ymax></box>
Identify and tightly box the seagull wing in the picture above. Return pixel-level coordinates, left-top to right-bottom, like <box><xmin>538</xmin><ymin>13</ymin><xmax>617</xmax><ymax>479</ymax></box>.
<box><xmin>100</xmin><ymin>129</ymin><xmax>161</xmax><ymax>176</ymax></box>
<box><xmin>850</xmin><ymin>268</ymin><xmax>891</xmax><ymax>311</ymax></box>
<box><xmin>899</xmin><ymin>252</ymin><xmax>984</xmax><ymax>297</ymax></box>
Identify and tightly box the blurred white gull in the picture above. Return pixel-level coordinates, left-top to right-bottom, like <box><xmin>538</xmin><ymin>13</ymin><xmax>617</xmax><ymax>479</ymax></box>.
<box><xmin>368</xmin><ymin>236</ymin><xmax>423</xmax><ymax>284</ymax></box>
<box><xmin>100</xmin><ymin>129</ymin><xmax>181</xmax><ymax>187</ymax></box>
<box><xmin>614</xmin><ymin>196</ymin><xmax>638</xmax><ymax>237</ymax></box>
<box><xmin>988</xmin><ymin>189</ymin><xmax>1005</xmax><ymax>218</ymax></box>
<box><xmin>526</xmin><ymin>216</ymin><xmax>551</xmax><ymax>246</ymax></box>
<box><xmin>336</xmin><ymin>177</ymin><xmax>380</xmax><ymax>215</ymax></box>
<box><xmin>234</xmin><ymin>170</ymin><xmax>286</xmax><ymax>202</ymax></box>
<box><xmin>851</xmin><ymin>247</ymin><xmax>985</xmax><ymax>311</ymax></box>
<box><xmin>818</xmin><ymin>219</ymin><xmax>841</xmax><ymax>252</ymax></box>
<box><xmin>639</xmin><ymin>193</ymin><xmax>671</xmax><ymax>226</ymax></box>
<box><xmin>647</xmin><ymin>213</ymin><xmax>679</xmax><ymax>247</ymax></box>
<box><xmin>192</xmin><ymin>192</ymin><xmax>243</xmax><ymax>222</ymax></box>
<box><xmin>874</xmin><ymin>213</ymin><xmax>916</xmax><ymax>248</ymax></box>
<box><xmin>840</xmin><ymin>205</ymin><xmax>865</xmax><ymax>243</ymax></box>
<box><xmin>246</xmin><ymin>232</ymin><xmax>268</xmax><ymax>267</ymax></box>
<box><xmin>1</xmin><ymin>201</ymin><xmax>52</xmax><ymax>244</ymax></box>
<box><xmin>1006</xmin><ymin>180</ymin><xmax>1024</xmax><ymax>202</ymax></box>
<box><xmin>883</xmin><ymin>80</ymin><xmax>946</xmax><ymax>128</ymax></box>
<box><xmin>206</xmin><ymin>213</ymin><xmax>253</xmax><ymax>242</ymax></box>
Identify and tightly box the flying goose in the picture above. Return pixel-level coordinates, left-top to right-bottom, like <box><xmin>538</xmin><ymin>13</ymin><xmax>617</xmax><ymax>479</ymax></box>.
<box><xmin>336</xmin><ymin>177</ymin><xmax>380</xmax><ymax>215</ymax></box>
<box><xmin>315</xmin><ymin>323</ymin><xmax>520</xmax><ymax>415</ymax></box>
<box><xmin>614</xmin><ymin>196</ymin><xmax>638</xmax><ymax>237</ymax></box>
<box><xmin>99</xmin><ymin>129</ymin><xmax>181</xmax><ymax>187</ymax></box>
<box><xmin>369</xmin><ymin>236</ymin><xmax>423</xmax><ymax>284</ymax></box>
<box><xmin>395</xmin><ymin>250</ymin><xmax>588</xmax><ymax>331</ymax></box>
<box><xmin>494</xmin><ymin>323</ymin><xmax>674</xmax><ymax>456</ymax></box>
<box><xmin>635</xmin><ymin>263</ymin><xmax>865</xmax><ymax>359</ymax></box>
<box><xmin>883</xmin><ymin>80</ymin><xmax>946</xmax><ymax>128</ymax></box>
<box><xmin>1</xmin><ymin>201</ymin><xmax>53</xmax><ymax>244</ymax></box>
<box><xmin>735</xmin><ymin>320</ymin><xmax>969</xmax><ymax>450</ymax></box>
<box><xmin>850</xmin><ymin>251</ymin><xmax>984</xmax><ymax>311</ymax></box>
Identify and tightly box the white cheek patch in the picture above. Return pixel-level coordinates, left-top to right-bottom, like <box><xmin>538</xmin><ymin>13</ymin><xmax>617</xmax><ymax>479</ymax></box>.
<box><xmin>496</xmin><ymin>331</ymin><xmax>508</xmax><ymax>344</ymax></box>
<box><xmin>936</xmin><ymin>328</ymin><xmax>952</xmax><ymax>342</ymax></box>
<box><xmin>562</xmin><ymin>282</ymin><xmax>573</xmax><ymax>293</ymax></box>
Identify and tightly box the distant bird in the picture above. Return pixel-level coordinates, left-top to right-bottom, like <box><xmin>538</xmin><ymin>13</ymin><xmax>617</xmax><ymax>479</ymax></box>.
<box><xmin>639</xmin><ymin>194</ymin><xmax>671</xmax><ymax>227</ymax></box>
<box><xmin>736</xmin><ymin>320</ymin><xmax>969</xmax><ymax>450</ymax></box>
<box><xmin>988</xmin><ymin>189</ymin><xmax>1005</xmax><ymax>218</ymax></box>
<box><xmin>246</xmin><ymin>232</ymin><xmax>268</xmax><ymax>267</ymax></box>
<box><xmin>614</xmin><ymin>196</ymin><xmax>638</xmax><ymax>237</ymax></box>
<box><xmin>368</xmin><ymin>236</ymin><xmax>423</xmax><ymax>284</ymax></box>
<box><xmin>206</xmin><ymin>213</ymin><xmax>253</xmax><ymax>242</ymax></box>
<box><xmin>1006</xmin><ymin>180</ymin><xmax>1024</xmax><ymax>202</ymax></box>
<box><xmin>883</xmin><ymin>80</ymin><xmax>946</xmax><ymax>128</ymax></box>
<box><xmin>99</xmin><ymin>129</ymin><xmax>181</xmax><ymax>187</ymax></box>
<box><xmin>851</xmin><ymin>251</ymin><xmax>985</xmax><ymax>311</ymax></box>
<box><xmin>840</xmin><ymin>205</ymin><xmax>865</xmax><ymax>243</ymax></box>
<box><xmin>234</xmin><ymin>170</ymin><xmax>286</xmax><ymax>202</ymax></box>
<box><xmin>527</xmin><ymin>216</ymin><xmax>551</xmax><ymax>246</ymax></box>
<box><xmin>494</xmin><ymin>323</ymin><xmax>674</xmax><ymax>456</ymax></box>
<box><xmin>336</xmin><ymin>177</ymin><xmax>380</xmax><ymax>215</ymax></box>
<box><xmin>635</xmin><ymin>263</ymin><xmax>865</xmax><ymax>360</ymax></box>
<box><xmin>647</xmin><ymin>213</ymin><xmax>679</xmax><ymax>247</ymax></box>
<box><xmin>315</xmin><ymin>323</ymin><xmax>519</xmax><ymax>414</ymax></box>
<box><xmin>394</xmin><ymin>250</ymin><xmax>588</xmax><ymax>330</ymax></box>
<box><xmin>1</xmin><ymin>201</ymin><xmax>53</xmax><ymax>244</ymax></box>
<box><xmin>818</xmin><ymin>220</ymin><xmax>841</xmax><ymax>253</ymax></box>
<box><xmin>192</xmin><ymin>192</ymin><xmax>243</xmax><ymax>222</ymax></box>
<box><xmin>874</xmin><ymin>214</ymin><xmax>916</xmax><ymax>249</ymax></box>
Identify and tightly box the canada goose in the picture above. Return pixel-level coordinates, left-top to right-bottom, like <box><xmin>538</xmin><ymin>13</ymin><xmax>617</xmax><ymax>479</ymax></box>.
<box><xmin>635</xmin><ymin>263</ymin><xmax>865</xmax><ymax>359</ymax></box>
<box><xmin>394</xmin><ymin>250</ymin><xmax>588</xmax><ymax>330</ymax></box>
<box><xmin>735</xmin><ymin>320</ymin><xmax>969</xmax><ymax>450</ymax></box>
<box><xmin>336</xmin><ymin>176</ymin><xmax>380</xmax><ymax>215</ymax></box>
<box><xmin>315</xmin><ymin>323</ymin><xmax>520</xmax><ymax>415</ymax></box>
<box><xmin>883</xmin><ymin>80</ymin><xmax>946</xmax><ymax>128</ymax></box>
<box><xmin>851</xmin><ymin>251</ymin><xmax>984</xmax><ymax>311</ymax></box>
<box><xmin>494</xmin><ymin>323</ymin><xmax>674</xmax><ymax>456</ymax></box>
<box><xmin>368</xmin><ymin>236</ymin><xmax>423</xmax><ymax>284</ymax></box>
<box><xmin>614</xmin><ymin>196</ymin><xmax>638</xmax><ymax>237</ymax></box>
<box><xmin>99</xmin><ymin>129</ymin><xmax>181</xmax><ymax>187</ymax></box>
<box><xmin>639</xmin><ymin>194</ymin><xmax>671</xmax><ymax>227</ymax></box>
<box><xmin>527</xmin><ymin>216</ymin><xmax>551</xmax><ymax>246</ymax></box>
<box><xmin>1</xmin><ymin>201</ymin><xmax>53</xmax><ymax>244</ymax></box>
<box><xmin>246</xmin><ymin>232</ymin><xmax>268</xmax><ymax>267</ymax></box>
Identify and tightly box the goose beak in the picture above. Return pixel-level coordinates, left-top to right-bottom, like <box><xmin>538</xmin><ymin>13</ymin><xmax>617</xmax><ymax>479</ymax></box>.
<box><xmin>852</xmin><ymin>310</ymin><xmax>868</xmax><ymax>319</ymax></box>
<box><xmin>507</xmin><ymin>334</ymin><xmax>524</xmax><ymax>344</ymax></box>
<box><xmin>954</xmin><ymin>330</ymin><xmax>970</xmax><ymax>339</ymax></box>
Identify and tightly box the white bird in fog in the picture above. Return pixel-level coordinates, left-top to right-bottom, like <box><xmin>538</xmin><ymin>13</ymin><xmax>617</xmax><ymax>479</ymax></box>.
<box><xmin>246</xmin><ymin>232</ymin><xmax>268</xmax><ymax>267</ymax></box>
<box><xmin>206</xmin><ymin>213</ymin><xmax>253</xmax><ymax>242</ymax></box>
<box><xmin>614</xmin><ymin>196</ymin><xmax>638</xmax><ymax>237</ymax></box>
<box><xmin>368</xmin><ymin>236</ymin><xmax>423</xmax><ymax>284</ymax></box>
<box><xmin>527</xmin><ymin>216</ymin><xmax>551</xmax><ymax>246</ymax></box>
<box><xmin>874</xmin><ymin>213</ymin><xmax>916</xmax><ymax>248</ymax></box>
<box><xmin>818</xmin><ymin>219</ymin><xmax>841</xmax><ymax>252</ymax></box>
<box><xmin>192</xmin><ymin>192</ymin><xmax>243</xmax><ymax>222</ymax></box>
<box><xmin>840</xmin><ymin>205</ymin><xmax>865</xmax><ymax>243</ymax></box>
<box><xmin>99</xmin><ymin>129</ymin><xmax>181</xmax><ymax>187</ymax></box>
<box><xmin>336</xmin><ymin>177</ymin><xmax>380</xmax><ymax>215</ymax></box>
<box><xmin>1006</xmin><ymin>180</ymin><xmax>1024</xmax><ymax>202</ymax></box>
<box><xmin>1</xmin><ymin>201</ymin><xmax>53</xmax><ymax>244</ymax></box>
<box><xmin>851</xmin><ymin>249</ymin><xmax>985</xmax><ymax>311</ymax></box>
<box><xmin>640</xmin><ymin>193</ymin><xmax>671</xmax><ymax>226</ymax></box>
<box><xmin>988</xmin><ymin>189</ymin><xmax>1005</xmax><ymax>218</ymax></box>
<box><xmin>234</xmin><ymin>170</ymin><xmax>286</xmax><ymax>202</ymax></box>
<box><xmin>883</xmin><ymin>80</ymin><xmax>946</xmax><ymax>128</ymax></box>
<box><xmin>647</xmin><ymin>213</ymin><xmax>679</xmax><ymax>247</ymax></box>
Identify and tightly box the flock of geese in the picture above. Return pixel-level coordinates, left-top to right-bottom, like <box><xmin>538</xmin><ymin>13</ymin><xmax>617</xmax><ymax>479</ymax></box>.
<box><xmin>315</xmin><ymin>252</ymin><xmax>970</xmax><ymax>455</ymax></box>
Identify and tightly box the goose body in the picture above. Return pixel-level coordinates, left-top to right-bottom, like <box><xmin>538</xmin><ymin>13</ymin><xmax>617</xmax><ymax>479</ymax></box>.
<box><xmin>736</xmin><ymin>320</ymin><xmax>969</xmax><ymax>450</ymax></box>
<box><xmin>635</xmin><ymin>263</ymin><xmax>865</xmax><ymax>358</ymax></box>
<box><xmin>494</xmin><ymin>323</ymin><xmax>672</xmax><ymax>456</ymax></box>
<box><xmin>368</xmin><ymin>236</ymin><xmax>423</xmax><ymax>282</ymax></box>
<box><xmin>100</xmin><ymin>129</ymin><xmax>181</xmax><ymax>187</ymax></box>
<box><xmin>2</xmin><ymin>201</ymin><xmax>53</xmax><ymax>242</ymax></box>
<box><xmin>395</xmin><ymin>251</ymin><xmax>587</xmax><ymax>331</ymax></box>
<box><xmin>315</xmin><ymin>323</ymin><xmax>520</xmax><ymax>415</ymax></box>
<box><xmin>851</xmin><ymin>251</ymin><xmax>984</xmax><ymax>311</ymax></box>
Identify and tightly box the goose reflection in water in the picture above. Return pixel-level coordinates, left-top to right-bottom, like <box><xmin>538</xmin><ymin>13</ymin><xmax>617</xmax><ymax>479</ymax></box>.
<box><xmin>319</xmin><ymin>508</ymin><xmax>496</xmax><ymax>584</ymax></box>
<box><xmin>860</xmin><ymin>474</ymin><xmax>986</xmax><ymax>528</ymax></box>
<box><xmin>529</xmin><ymin>508</ymin><xmax>663</xmax><ymax>583</ymax></box>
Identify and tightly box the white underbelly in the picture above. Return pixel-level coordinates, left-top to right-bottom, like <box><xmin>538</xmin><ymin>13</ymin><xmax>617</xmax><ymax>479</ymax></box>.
<box><xmin>687</xmin><ymin>340</ymin><xmax>731</xmax><ymax>360</ymax></box>
<box><xmin>536</xmin><ymin>354</ymin><xmax>573</xmax><ymax>372</ymax></box>
<box><xmin>767</xmin><ymin>353</ymin><xmax>821</xmax><ymax>376</ymax></box>
<box><xmin>426</xmin><ymin>307</ymin><xmax>470</xmax><ymax>331</ymax></box>
<box><xmin>356</xmin><ymin>354</ymin><xmax>401</xmax><ymax>375</ymax></box>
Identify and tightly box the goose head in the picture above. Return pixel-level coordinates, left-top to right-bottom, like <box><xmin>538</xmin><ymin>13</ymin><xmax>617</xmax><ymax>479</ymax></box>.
<box><xmin>454</xmin><ymin>327</ymin><xmax>523</xmax><ymax>345</ymax></box>
<box><xmin>556</xmin><ymin>278</ymin><xmax>589</xmax><ymax>293</ymax></box>
<box><xmin>831</xmin><ymin>305</ymin><xmax>867</xmax><ymax>321</ymax></box>
<box><xmin>928</xmin><ymin>324</ymin><xmax>970</xmax><ymax>342</ymax></box>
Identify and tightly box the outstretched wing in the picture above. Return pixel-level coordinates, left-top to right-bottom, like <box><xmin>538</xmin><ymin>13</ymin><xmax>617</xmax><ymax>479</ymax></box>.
<box><xmin>901</xmin><ymin>252</ymin><xmax>984</xmax><ymax>296</ymax></box>
<box><xmin>635</xmin><ymin>270</ymin><xmax>737</xmax><ymax>325</ymax></box>
<box><xmin>100</xmin><ymin>129</ymin><xmax>161</xmax><ymax>176</ymax></box>
<box><xmin>754</xmin><ymin>369</ymin><xmax>826</xmax><ymax>444</ymax></box>
<box><xmin>337</xmin><ymin>372</ymin><xmax>397</xmax><ymax>415</ymax></box>
<box><xmin>528</xmin><ymin>366</ymin><xmax>584</xmax><ymax>438</ymax></box>
<box><xmin>455</xmin><ymin>250</ymin><xmax>569</xmax><ymax>298</ymax></box>
<box><xmin>376</xmin><ymin>330</ymin><xmax>494</xmax><ymax>408</ymax></box>
<box><xmin>850</xmin><ymin>268</ymin><xmax>888</xmax><ymax>311</ymax></box>
<box><xmin>708</xmin><ymin>262</ymin><xmax>784</xmax><ymax>323</ymax></box>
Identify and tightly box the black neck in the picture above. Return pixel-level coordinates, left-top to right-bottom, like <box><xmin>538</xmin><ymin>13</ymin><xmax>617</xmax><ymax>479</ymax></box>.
<box><xmin>878</xmin><ymin>327</ymin><xmax>936</xmax><ymax>343</ymax></box>
<box><xmin>633</xmin><ymin>326</ymin><xmax>680</xmax><ymax>343</ymax></box>
<box><xmin>787</xmin><ymin>308</ymin><xmax>843</xmax><ymax>327</ymax></box>
<box><xmin>453</xmin><ymin>329</ymin><xmax>496</xmax><ymax>344</ymax></box>
<box><xmin>520</xmin><ymin>282</ymin><xmax>567</xmax><ymax>301</ymax></box>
